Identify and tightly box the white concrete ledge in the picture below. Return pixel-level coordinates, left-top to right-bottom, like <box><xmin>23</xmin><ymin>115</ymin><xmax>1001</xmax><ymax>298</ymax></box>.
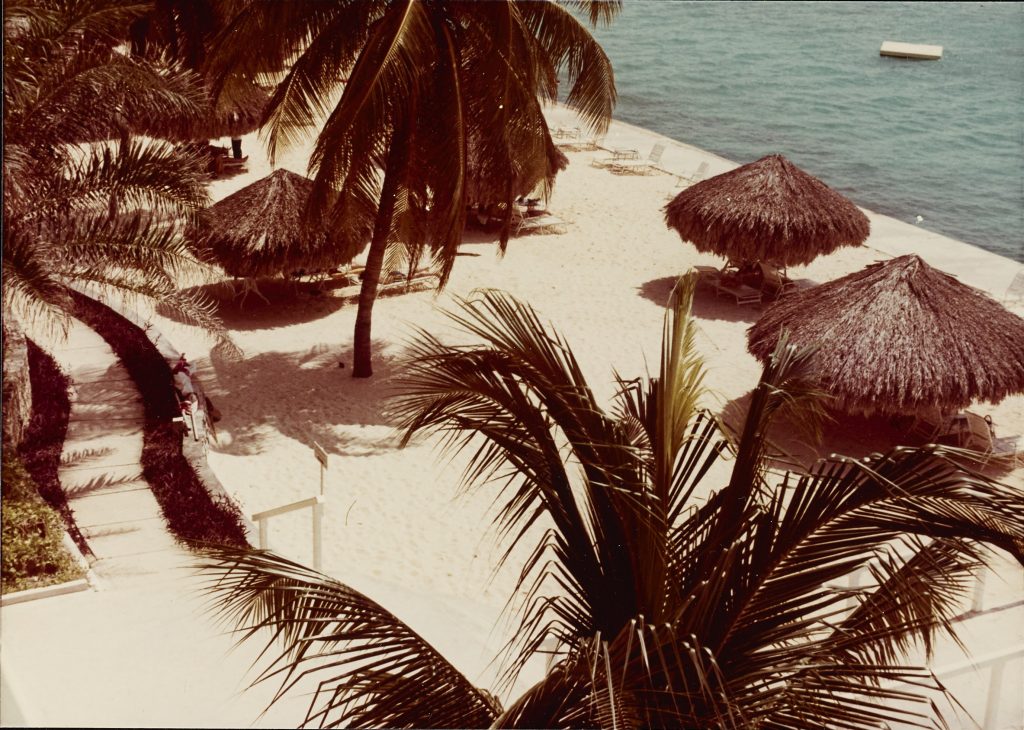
<box><xmin>0</xmin><ymin>527</ymin><xmax>102</xmax><ymax>606</ymax></box>
<box><xmin>1</xmin><ymin>578</ymin><xmax>90</xmax><ymax>607</ymax></box>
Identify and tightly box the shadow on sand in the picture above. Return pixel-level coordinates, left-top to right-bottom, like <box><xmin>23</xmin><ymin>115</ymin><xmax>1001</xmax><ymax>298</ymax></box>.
<box><xmin>719</xmin><ymin>390</ymin><xmax>1017</xmax><ymax>477</ymax></box>
<box><xmin>638</xmin><ymin>276</ymin><xmax>762</xmax><ymax>323</ymax></box>
<box><xmin>205</xmin><ymin>339</ymin><xmax>413</xmax><ymax>460</ymax></box>
<box><xmin>158</xmin><ymin>279</ymin><xmax>353</xmax><ymax>331</ymax></box>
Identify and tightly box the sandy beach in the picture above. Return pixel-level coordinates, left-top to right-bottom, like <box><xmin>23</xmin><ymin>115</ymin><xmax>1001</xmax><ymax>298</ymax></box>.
<box><xmin>139</xmin><ymin>103</ymin><xmax>1024</xmax><ymax>702</ymax></box>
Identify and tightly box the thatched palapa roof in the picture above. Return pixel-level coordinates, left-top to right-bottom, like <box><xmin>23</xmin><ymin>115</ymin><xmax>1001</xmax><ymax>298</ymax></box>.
<box><xmin>747</xmin><ymin>255</ymin><xmax>1024</xmax><ymax>416</ymax></box>
<box><xmin>664</xmin><ymin>154</ymin><xmax>870</xmax><ymax>267</ymax></box>
<box><xmin>192</xmin><ymin>169</ymin><xmax>344</xmax><ymax>278</ymax></box>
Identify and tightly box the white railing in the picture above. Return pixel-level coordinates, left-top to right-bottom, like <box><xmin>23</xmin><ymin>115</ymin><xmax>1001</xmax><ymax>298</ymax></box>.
<box><xmin>836</xmin><ymin>561</ymin><xmax>1023</xmax><ymax>730</ymax></box>
<box><xmin>931</xmin><ymin>645</ymin><xmax>1024</xmax><ymax>730</ymax></box>
<box><xmin>252</xmin><ymin>495</ymin><xmax>325</xmax><ymax>570</ymax></box>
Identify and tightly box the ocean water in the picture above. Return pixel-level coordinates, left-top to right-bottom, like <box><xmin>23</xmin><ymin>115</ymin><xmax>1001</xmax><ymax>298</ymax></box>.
<box><xmin>587</xmin><ymin>1</ymin><xmax>1024</xmax><ymax>263</ymax></box>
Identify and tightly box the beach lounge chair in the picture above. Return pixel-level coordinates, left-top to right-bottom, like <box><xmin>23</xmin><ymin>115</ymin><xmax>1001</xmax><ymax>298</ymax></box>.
<box><xmin>591</xmin><ymin>147</ymin><xmax>640</xmax><ymax>169</ymax></box>
<box><xmin>1004</xmin><ymin>268</ymin><xmax>1024</xmax><ymax>303</ymax></box>
<box><xmin>552</xmin><ymin>126</ymin><xmax>581</xmax><ymax>140</ymax></box>
<box><xmin>951</xmin><ymin>411</ymin><xmax>1020</xmax><ymax>466</ymax></box>
<box><xmin>757</xmin><ymin>262</ymin><xmax>796</xmax><ymax>299</ymax></box>
<box><xmin>712</xmin><ymin>279</ymin><xmax>762</xmax><ymax>306</ymax></box>
<box><xmin>610</xmin><ymin>143</ymin><xmax>666</xmax><ymax>175</ymax></box>
<box><xmin>677</xmin><ymin>161</ymin><xmax>710</xmax><ymax>187</ymax></box>
<box><xmin>893</xmin><ymin>406</ymin><xmax>955</xmax><ymax>443</ymax></box>
<box><xmin>220</xmin><ymin>155</ymin><xmax>249</xmax><ymax>175</ymax></box>
<box><xmin>512</xmin><ymin>209</ymin><xmax>569</xmax><ymax>236</ymax></box>
<box><xmin>693</xmin><ymin>265</ymin><xmax>722</xmax><ymax>288</ymax></box>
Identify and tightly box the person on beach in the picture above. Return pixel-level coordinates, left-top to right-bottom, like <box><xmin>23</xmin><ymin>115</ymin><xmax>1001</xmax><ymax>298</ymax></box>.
<box><xmin>172</xmin><ymin>354</ymin><xmax>197</xmax><ymax>409</ymax></box>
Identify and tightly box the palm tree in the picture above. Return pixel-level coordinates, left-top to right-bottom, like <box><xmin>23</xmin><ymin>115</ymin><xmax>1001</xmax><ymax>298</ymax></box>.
<box><xmin>200</xmin><ymin>274</ymin><xmax>1024</xmax><ymax>728</ymax></box>
<box><xmin>3</xmin><ymin>0</ymin><xmax>220</xmax><ymax>334</ymax></box>
<box><xmin>205</xmin><ymin>0</ymin><xmax>619</xmax><ymax>377</ymax></box>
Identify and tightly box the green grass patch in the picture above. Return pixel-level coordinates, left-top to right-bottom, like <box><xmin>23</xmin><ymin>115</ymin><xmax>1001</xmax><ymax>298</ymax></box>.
<box><xmin>2</xmin><ymin>451</ymin><xmax>84</xmax><ymax>594</ymax></box>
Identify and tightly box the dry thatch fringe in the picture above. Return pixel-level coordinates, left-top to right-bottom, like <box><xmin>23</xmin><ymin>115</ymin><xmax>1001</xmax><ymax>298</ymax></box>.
<box><xmin>747</xmin><ymin>254</ymin><xmax>1024</xmax><ymax>416</ymax></box>
<box><xmin>190</xmin><ymin>169</ymin><xmax>345</xmax><ymax>278</ymax></box>
<box><xmin>664</xmin><ymin>153</ymin><xmax>869</xmax><ymax>267</ymax></box>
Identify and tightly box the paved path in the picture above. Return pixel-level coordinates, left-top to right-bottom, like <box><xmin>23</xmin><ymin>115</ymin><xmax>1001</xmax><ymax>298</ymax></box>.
<box><xmin>0</xmin><ymin>319</ymin><xmax>306</xmax><ymax>727</ymax></box>
<box><xmin>55</xmin><ymin>320</ymin><xmax>184</xmax><ymax>584</ymax></box>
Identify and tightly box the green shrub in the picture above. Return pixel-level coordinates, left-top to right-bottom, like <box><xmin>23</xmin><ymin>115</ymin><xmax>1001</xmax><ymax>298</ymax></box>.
<box><xmin>1</xmin><ymin>452</ymin><xmax>84</xmax><ymax>594</ymax></box>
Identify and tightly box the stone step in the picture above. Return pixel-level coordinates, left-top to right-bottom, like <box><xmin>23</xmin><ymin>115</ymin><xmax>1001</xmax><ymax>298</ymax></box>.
<box><xmin>70</xmin><ymin>485</ymin><xmax>163</xmax><ymax>528</ymax></box>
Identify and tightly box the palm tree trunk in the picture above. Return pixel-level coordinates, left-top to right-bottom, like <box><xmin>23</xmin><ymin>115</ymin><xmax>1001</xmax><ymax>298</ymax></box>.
<box><xmin>351</xmin><ymin>139</ymin><xmax>408</xmax><ymax>378</ymax></box>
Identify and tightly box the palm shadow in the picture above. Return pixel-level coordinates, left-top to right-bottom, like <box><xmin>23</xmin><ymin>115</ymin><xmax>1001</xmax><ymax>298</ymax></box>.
<box><xmin>158</xmin><ymin>280</ymin><xmax>352</xmax><ymax>331</ymax></box>
<box><xmin>204</xmin><ymin>338</ymin><xmax>413</xmax><ymax>459</ymax></box>
<box><xmin>60</xmin><ymin>446</ymin><xmax>115</xmax><ymax>468</ymax></box>
<box><xmin>638</xmin><ymin>276</ymin><xmax>761</xmax><ymax>323</ymax></box>
<box><xmin>460</xmin><ymin>227</ymin><xmax>503</xmax><ymax>246</ymax></box>
<box><xmin>65</xmin><ymin>473</ymin><xmax>145</xmax><ymax>499</ymax></box>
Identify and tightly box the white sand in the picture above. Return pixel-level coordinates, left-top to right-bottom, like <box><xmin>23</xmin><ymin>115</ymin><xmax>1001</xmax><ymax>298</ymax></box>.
<box><xmin>148</xmin><ymin>104</ymin><xmax>1024</xmax><ymax>702</ymax></box>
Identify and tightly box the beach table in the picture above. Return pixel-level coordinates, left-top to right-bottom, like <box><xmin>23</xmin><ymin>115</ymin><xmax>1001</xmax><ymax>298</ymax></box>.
<box><xmin>611</xmin><ymin>148</ymin><xmax>639</xmax><ymax>160</ymax></box>
<box><xmin>713</xmin><ymin>280</ymin><xmax>762</xmax><ymax>306</ymax></box>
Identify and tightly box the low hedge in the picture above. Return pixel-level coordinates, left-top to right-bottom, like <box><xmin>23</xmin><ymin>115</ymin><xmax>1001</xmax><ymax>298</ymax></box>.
<box><xmin>18</xmin><ymin>340</ymin><xmax>91</xmax><ymax>555</ymax></box>
<box><xmin>3</xmin><ymin>446</ymin><xmax>84</xmax><ymax>594</ymax></box>
<box><xmin>70</xmin><ymin>291</ymin><xmax>248</xmax><ymax>548</ymax></box>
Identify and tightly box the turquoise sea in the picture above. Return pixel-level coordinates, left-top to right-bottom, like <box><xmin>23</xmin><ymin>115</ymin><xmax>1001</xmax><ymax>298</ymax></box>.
<box><xmin>588</xmin><ymin>1</ymin><xmax>1024</xmax><ymax>263</ymax></box>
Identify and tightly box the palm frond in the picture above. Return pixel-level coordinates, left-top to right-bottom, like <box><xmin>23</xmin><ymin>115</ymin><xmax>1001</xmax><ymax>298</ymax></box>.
<box><xmin>518</xmin><ymin>1</ymin><xmax>617</xmax><ymax>134</ymax></box>
<box><xmin>1</xmin><ymin>223</ymin><xmax>73</xmax><ymax>338</ymax></box>
<box><xmin>36</xmin><ymin>138</ymin><xmax>207</xmax><ymax>221</ymax></box>
<box><xmin>198</xmin><ymin>546</ymin><xmax>500</xmax><ymax>729</ymax></box>
<box><xmin>829</xmin><ymin>536</ymin><xmax>983</xmax><ymax>665</ymax></box>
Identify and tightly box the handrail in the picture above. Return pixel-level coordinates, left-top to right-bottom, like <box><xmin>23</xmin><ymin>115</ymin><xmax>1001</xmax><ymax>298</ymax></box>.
<box><xmin>933</xmin><ymin>644</ymin><xmax>1024</xmax><ymax>680</ymax></box>
<box><xmin>252</xmin><ymin>495</ymin><xmax>324</xmax><ymax>522</ymax></box>
<box><xmin>252</xmin><ymin>495</ymin><xmax>325</xmax><ymax>570</ymax></box>
<box><xmin>888</xmin><ymin>644</ymin><xmax>1024</xmax><ymax>730</ymax></box>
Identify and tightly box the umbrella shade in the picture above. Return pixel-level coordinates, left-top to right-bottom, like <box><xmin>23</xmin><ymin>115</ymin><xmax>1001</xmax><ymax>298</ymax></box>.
<box><xmin>191</xmin><ymin>169</ymin><xmax>345</xmax><ymax>278</ymax></box>
<box><xmin>747</xmin><ymin>255</ymin><xmax>1024</xmax><ymax>416</ymax></box>
<box><xmin>664</xmin><ymin>154</ymin><xmax>869</xmax><ymax>268</ymax></box>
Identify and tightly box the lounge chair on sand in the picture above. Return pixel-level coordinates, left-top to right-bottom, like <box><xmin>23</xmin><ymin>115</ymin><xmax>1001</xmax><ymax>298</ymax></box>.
<box><xmin>609</xmin><ymin>143</ymin><xmax>666</xmax><ymax>175</ymax></box>
<box><xmin>710</xmin><ymin>270</ymin><xmax>762</xmax><ymax>306</ymax></box>
<box><xmin>692</xmin><ymin>265</ymin><xmax>722</xmax><ymax>287</ymax></box>
<box><xmin>757</xmin><ymin>262</ymin><xmax>796</xmax><ymax>299</ymax></box>
<box><xmin>1005</xmin><ymin>268</ymin><xmax>1024</xmax><ymax>303</ymax></box>
<box><xmin>514</xmin><ymin>212</ymin><xmax>569</xmax><ymax>236</ymax></box>
<box><xmin>591</xmin><ymin>147</ymin><xmax>642</xmax><ymax>169</ymax></box>
<box><xmin>674</xmin><ymin>161</ymin><xmax>710</xmax><ymax>188</ymax></box>
<box><xmin>892</xmin><ymin>406</ymin><xmax>954</xmax><ymax>443</ymax></box>
<box><xmin>946</xmin><ymin>411</ymin><xmax>1021</xmax><ymax>467</ymax></box>
<box><xmin>665</xmin><ymin>161</ymin><xmax>710</xmax><ymax>200</ymax></box>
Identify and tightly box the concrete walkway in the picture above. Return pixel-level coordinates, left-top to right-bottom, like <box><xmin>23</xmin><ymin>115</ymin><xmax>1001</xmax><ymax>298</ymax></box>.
<box><xmin>55</xmin><ymin>319</ymin><xmax>183</xmax><ymax>584</ymax></box>
<box><xmin>0</xmin><ymin>319</ymin><xmax>306</xmax><ymax>727</ymax></box>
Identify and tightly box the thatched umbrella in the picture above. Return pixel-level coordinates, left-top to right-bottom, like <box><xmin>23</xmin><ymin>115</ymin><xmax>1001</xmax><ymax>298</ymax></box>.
<box><xmin>191</xmin><ymin>169</ymin><xmax>344</xmax><ymax>279</ymax></box>
<box><xmin>747</xmin><ymin>255</ymin><xmax>1024</xmax><ymax>416</ymax></box>
<box><xmin>664</xmin><ymin>154</ymin><xmax>870</xmax><ymax>268</ymax></box>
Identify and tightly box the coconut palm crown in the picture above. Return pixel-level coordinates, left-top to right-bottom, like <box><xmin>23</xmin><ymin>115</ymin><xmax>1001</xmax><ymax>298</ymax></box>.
<box><xmin>200</xmin><ymin>274</ymin><xmax>1023</xmax><ymax>729</ymax></box>
<box><xmin>204</xmin><ymin>0</ymin><xmax>619</xmax><ymax>376</ymax></box>
<box><xmin>3</xmin><ymin>0</ymin><xmax>220</xmax><ymax>334</ymax></box>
